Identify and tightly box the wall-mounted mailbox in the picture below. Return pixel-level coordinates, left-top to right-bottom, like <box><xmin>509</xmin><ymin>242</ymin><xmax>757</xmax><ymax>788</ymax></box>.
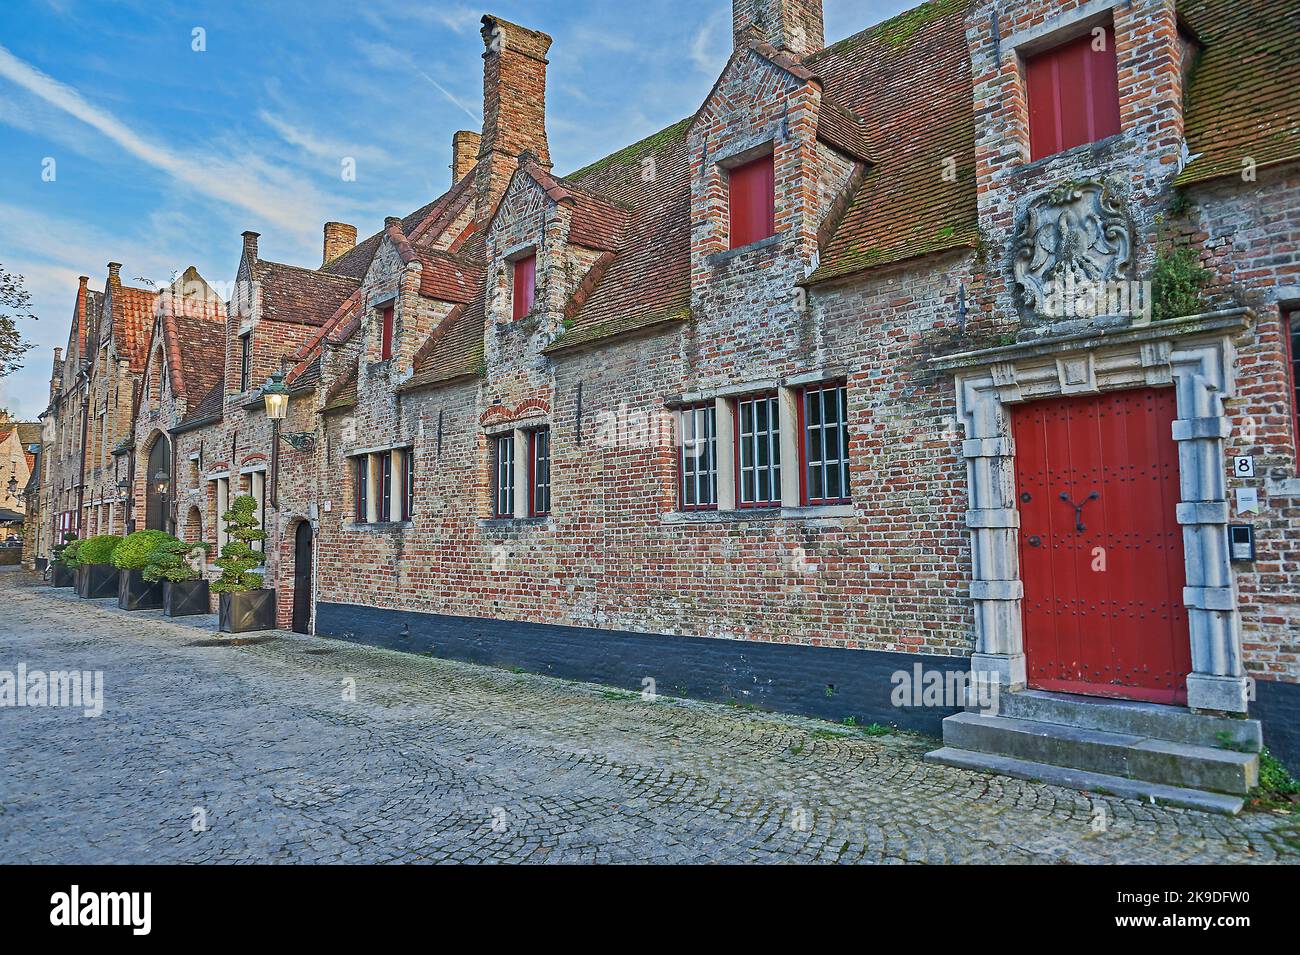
<box><xmin>1228</xmin><ymin>524</ymin><xmax>1255</xmax><ymax>563</ymax></box>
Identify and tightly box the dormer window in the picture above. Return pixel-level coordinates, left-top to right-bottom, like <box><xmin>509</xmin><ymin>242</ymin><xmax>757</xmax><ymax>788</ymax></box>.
<box><xmin>1025</xmin><ymin>24</ymin><xmax>1121</xmax><ymax>161</ymax></box>
<box><xmin>728</xmin><ymin>153</ymin><xmax>775</xmax><ymax>249</ymax></box>
<box><xmin>379</xmin><ymin>305</ymin><xmax>394</xmax><ymax>361</ymax></box>
<box><xmin>512</xmin><ymin>254</ymin><xmax>536</xmax><ymax>320</ymax></box>
<box><xmin>238</xmin><ymin>332</ymin><xmax>251</xmax><ymax>391</ymax></box>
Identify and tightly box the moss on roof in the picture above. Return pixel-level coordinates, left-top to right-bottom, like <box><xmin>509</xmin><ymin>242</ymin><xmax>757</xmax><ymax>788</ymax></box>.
<box><xmin>563</xmin><ymin>117</ymin><xmax>693</xmax><ymax>181</ymax></box>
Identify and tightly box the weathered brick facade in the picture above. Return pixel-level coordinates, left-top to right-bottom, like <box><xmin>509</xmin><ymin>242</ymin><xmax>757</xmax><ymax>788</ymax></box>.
<box><xmin>34</xmin><ymin>0</ymin><xmax>1300</xmax><ymax>770</ymax></box>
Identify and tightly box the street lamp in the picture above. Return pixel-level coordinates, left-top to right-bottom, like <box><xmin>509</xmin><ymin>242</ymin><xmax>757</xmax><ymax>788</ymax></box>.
<box><xmin>259</xmin><ymin>371</ymin><xmax>315</xmax><ymax>509</ymax></box>
<box><xmin>261</xmin><ymin>371</ymin><xmax>291</xmax><ymax>420</ymax></box>
<box><xmin>152</xmin><ymin>469</ymin><xmax>170</xmax><ymax>497</ymax></box>
<box><xmin>116</xmin><ymin>478</ymin><xmax>131</xmax><ymax>504</ymax></box>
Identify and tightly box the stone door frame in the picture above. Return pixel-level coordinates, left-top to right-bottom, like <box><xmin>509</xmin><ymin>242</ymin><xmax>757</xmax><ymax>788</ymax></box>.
<box><xmin>931</xmin><ymin>309</ymin><xmax>1253</xmax><ymax>714</ymax></box>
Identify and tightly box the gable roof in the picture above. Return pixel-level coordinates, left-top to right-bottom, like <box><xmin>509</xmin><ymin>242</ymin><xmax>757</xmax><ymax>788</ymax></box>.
<box><xmin>542</xmin><ymin>117</ymin><xmax>695</xmax><ymax>353</ymax></box>
<box><xmin>805</xmin><ymin>0</ymin><xmax>977</xmax><ymax>284</ymax></box>
<box><xmin>108</xmin><ymin>283</ymin><xmax>160</xmax><ymax>373</ymax></box>
<box><xmin>254</xmin><ymin>260</ymin><xmax>360</xmax><ymax>327</ymax></box>
<box><xmin>155</xmin><ymin>267</ymin><xmax>226</xmax><ymax>406</ymax></box>
<box><xmin>1176</xmin><ymin>0</ymin><xmax>1300</xmax><ymax>186</ymax></box>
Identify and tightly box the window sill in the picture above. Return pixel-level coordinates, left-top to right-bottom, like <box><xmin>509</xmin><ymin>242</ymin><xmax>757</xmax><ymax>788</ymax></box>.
<box><xmin>705</xmin><ymin>232</ymin><xmax>783</xmax><ymax>266</ymax></box>
<box><xmin>1015</xmin><ymin>132</ymin><xmax>1125</xmax><ymax>173</ymax></box>
<box><xmin>345</xmin><ymin>520</ymin><xmax>412</xmax><ymax>532</ymax></box>
<box><xmin>480</xmin><ymin>516</ymin><xmax>554</xmax><ymax>530</ymax></box>
<box><xmin>662</xmin><ymin>503</ymin><xmax>854</xmax><ymax>524</ymax></box>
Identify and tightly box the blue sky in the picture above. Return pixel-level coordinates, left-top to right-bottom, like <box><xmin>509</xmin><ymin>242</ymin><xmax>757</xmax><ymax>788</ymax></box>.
<box><xmin>0</xmin><ymin>0</ymin><xmax>914</xmax><ymax>420</ymax></box>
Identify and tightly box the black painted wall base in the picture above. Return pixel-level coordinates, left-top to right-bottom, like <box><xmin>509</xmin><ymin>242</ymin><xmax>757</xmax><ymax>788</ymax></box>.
<box><xmin>1252</xmin><ymin>679</ymin><xmax>1300</xmax><ymax>775</ymax></box>
<box><xmin>315</xmin><ymin>602</ymin><xmax>962</xmax><ymax>736</ymax></box>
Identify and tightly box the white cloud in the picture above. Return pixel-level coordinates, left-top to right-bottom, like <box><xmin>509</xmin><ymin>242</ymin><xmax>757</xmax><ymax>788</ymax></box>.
<box><xmin>0</xmin><ymin>43</ymin><xmax>325</xmax><ymax>234</ymax></box>
<box><xmin>256</xmin><ymin>109</ymin><xmax>386</xmax><ymax>166</ymax></box>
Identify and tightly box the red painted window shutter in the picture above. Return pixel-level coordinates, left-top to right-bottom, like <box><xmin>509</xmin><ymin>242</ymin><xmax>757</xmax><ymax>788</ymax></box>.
<box><xmin>728</xmin><ymin>154</ymin><xmax>775</xmax><ymax>249</ymax></box>
<box><xmin>379</xmin><ymin>306</ymin><xmax>394</xmax><ymax>360</ymax></box>
<box><xmin>1025</xmin><ymin>26</ymin><xmax>1121</xmax><ymax>161</ymax></box>
<box><xmin>513</xmin><ymin>255</ymin><xmax>536</xmax><ymax>320</ymax></box>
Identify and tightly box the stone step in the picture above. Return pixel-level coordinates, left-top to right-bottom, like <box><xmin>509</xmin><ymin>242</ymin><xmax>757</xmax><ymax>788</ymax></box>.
<box><xmin>941</xmin><ymin>711</ymin><xmax>1258</xmax><ymax>794</ymax></box>
<box><xmin>924</xmin><ymin>747</ymin><xmax>1246</xmax><ymax>816</ymax></box>
<box><xmin>992</xmin><ymin>689</ymin><xmax>1262</xmax><ymax>751</ymax></box>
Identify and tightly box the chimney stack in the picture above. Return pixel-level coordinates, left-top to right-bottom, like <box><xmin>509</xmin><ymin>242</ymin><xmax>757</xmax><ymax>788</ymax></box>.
<box><xmin>477</xmin><ymin>15</ymin><xmax>552</xmax><ymax>217</ymax></box>
<box><xmin>451</xmin><ymin>130</ymin><xmax>481</xmax><ymax>185</ymax></box>
<box><xmin>241</xmin><ymin>230</ymin><xmax>260</xmax><ymax>264</ymax></box>
<box><xmin>732</xmin><ymin>0</ymin><xmax>824</xmax><ymax>58</ymax></box>
<box><xmin>322</xmin><ymin>221</ymin><xmax>358</xmax><ymax>266</ymax></box>
<box><xmin>107</xmin><ymin>262</ymin><xmax>122</xmax><ymax>280</ymax></box>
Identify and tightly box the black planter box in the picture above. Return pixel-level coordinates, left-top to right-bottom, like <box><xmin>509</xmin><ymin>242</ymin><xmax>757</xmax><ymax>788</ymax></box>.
<box><xmin>118</xmin><ymin>569</ymin><xmax>163</xmax><ymax>611</ymax></box>
<box><xmin>50</xmin><ymin>563</ymin><xmax>75</xmax><ymax>587</ymax></box>
<box><xmin>76</xmin><ymin>564</ymin><xmax>120</xmax><ymax>599</ymax></box>
<box><xmin>164</xmin><ymin>579</ymin><xmax>211</xmax><ymax>617</ymax></box>
<box><xmin>219</xmin><ymin>589</ymin><xmax>276</xmax><ymax>633</ymax></box>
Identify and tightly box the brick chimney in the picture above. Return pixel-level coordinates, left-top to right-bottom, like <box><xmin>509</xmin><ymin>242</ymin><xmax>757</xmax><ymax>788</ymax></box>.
<box><xmin>733</xmin><ymin>0</ymin><xmax>824</xmax><ymax>58</ymax></box>
<box><xmin>241</xmin><ymin>230</ymin><xmax>259</xmax><ymax>265</ymax></box>
<box><xmin>322</xmin><ymin>221</ymin><xmax>357</xmax><ymax>265</ymax></box>
<box><xmin>107</xmin><ymin>261</ymin><xmax>122</xmax><ymax>282</ymax></box>
<box><xmin>477</xmin><ymin>15</ymin><xmax>552</xmax><ymax>217</ymax></box>
<box><xmin>451</xmin><ymin>130</ymin><xmax>481</xmax><ymax>185</ymax></box>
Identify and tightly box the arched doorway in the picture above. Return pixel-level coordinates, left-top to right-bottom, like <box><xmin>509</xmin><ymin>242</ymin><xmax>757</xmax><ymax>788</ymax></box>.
<box><xmin>145</xmin><ymin>435</ymin><xmax>172</xmax><ymax>531</ymax></box>
<box><xmin>291</xmin><ymin>521</ymin><xmax>313</xmax><ymax>634</ymax></box>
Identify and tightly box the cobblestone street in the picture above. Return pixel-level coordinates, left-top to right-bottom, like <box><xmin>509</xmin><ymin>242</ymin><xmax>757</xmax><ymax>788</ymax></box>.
<box><xmin>1</xmin><ymin>571</ymin><xmax>1297</xmax><ymax>864</ymax></box>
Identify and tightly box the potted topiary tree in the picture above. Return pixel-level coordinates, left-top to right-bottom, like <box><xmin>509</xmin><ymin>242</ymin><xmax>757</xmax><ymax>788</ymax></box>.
<box><xmin>74</xmin><ymin>534</ymin><xmax>124</xmax><ymax>598</ymax></box>
<box><xmin>144</xmin><ymin>537</ymin><xmax>213</xmax><ymax>617</ymax></box>
<box><xmin>113</xmin><ymin>529</ymin><xmax>179</xmax><ymax>611</ymax></box>
<box><xmin>212</xmin><ymin>494</ymin><xmax>274</xmax><ymax>632</ymax></box>
<box><xmin>50</xmin><ymin>533</ymin><xmax>78</xmax><ymax>587</ymax></box>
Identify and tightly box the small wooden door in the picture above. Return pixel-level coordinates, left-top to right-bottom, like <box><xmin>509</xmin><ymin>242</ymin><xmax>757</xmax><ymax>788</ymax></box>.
<box><xmin>1012</xmin><ymin>388</ymin><xmax>1191</xmax><ymax>704</ymax></box>
<box><xmin>291</xmin><ymin>521</ymin><xmax>313</xmax><ymax>634</ymax></box>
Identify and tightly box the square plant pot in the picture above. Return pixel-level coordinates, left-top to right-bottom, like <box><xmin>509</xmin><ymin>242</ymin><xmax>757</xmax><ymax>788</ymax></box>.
<box><xmin>77</xmin><ymin>564</ymin><xmax>120</xmax><ymax>599</ymax></box>
<box><xmin>219</xmin><ymin>589</ymin><xmax>276</xmax><ymax>633</ymax></box>
<box><xmin>118</xmin><ymin>569</ymin><xmax>163</xmax><ymax>611</ymax></box>
<box><xmin>164</xmin><ymin>579</ymin><xmax>211</xmax><ymax>617</ymax></box>
<box><xmin>50</xmin><ymin>563</ymin><xmax>75</xmax><ymax>588</ymax></box>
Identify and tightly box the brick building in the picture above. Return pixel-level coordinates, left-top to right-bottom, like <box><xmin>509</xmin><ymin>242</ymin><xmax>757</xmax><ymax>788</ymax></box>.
<box><xmin>35</xmin><ymin>0</ymin><xmax>1300</xmax><ymax>806</ymax></box>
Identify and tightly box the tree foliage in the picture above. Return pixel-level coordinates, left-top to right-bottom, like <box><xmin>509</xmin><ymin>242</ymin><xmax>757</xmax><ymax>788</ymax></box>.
<box><xmin>112</xmin><ymin>529</ymin><xmax>180</xmax><ymax>570</ymax></box>
<box><xmin>211</xmin><ymin>495</ymin><xmax>266</xmax><ymax>593</ymax></box>
<box><xmin>142</xmin><ymin>537</ymin><xmax>211</xmax><ymax>584</ymax></box>
<box><xmin>0</xmin><ymin>264</ymin><xmax>36</xmax><ymax>377</ymax></box>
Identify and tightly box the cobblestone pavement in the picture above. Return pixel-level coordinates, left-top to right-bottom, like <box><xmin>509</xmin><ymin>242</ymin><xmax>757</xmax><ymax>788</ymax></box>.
<box><xmin>1</xmin><ymin>572</ymin><xmax>1297</xmax><ymax>864</ymax></box>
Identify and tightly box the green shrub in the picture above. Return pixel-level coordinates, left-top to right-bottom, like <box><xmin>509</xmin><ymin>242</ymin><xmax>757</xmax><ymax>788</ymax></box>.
<box><xmin>54</xmin><ymin>533</ymin><xmax>79</xmax><ymax>568</ymax></box>
<box><xmin>142</xmin><ymin>538</ymin><xmax>211</xmax><ymax>584</ymax></box>
<box><xmin>78</xmin><ymin>534</ymin><xmax>123</xmax><ymax>566</ymax></box>
<box><xmin>211</xmin><ymin>495</ymin><xmax>266</xmax><ymax>594</ymax></box>
<box><xmin>1151</xmin><ymin>247</ymin><xmax>1210</xmax><ymax>322</ymax></box>
<box><xmin>112</xmin><ymin>529</ymin><xmax>180</xmax><ymax>570</ymax></box>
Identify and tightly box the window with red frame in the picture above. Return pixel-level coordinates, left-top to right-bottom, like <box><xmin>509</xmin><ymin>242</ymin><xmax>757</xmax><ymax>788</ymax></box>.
<box><xmin>1287</xmin><ymin>310</ymin><xmax>1300</xmax><ymax>470</ymax></box>
<box><xmin>801</xmin><ymin>383</ymin><xmax>850</xmax><ymax>505</ymax></box>
<box><xmin>379</xmin><ymin>305</ymin><xmax>395</xmax><ymax>360</ymax></box>
<box><xmin>728</xmin><ymin>153</ymin><xmax>775</xmax><ymax>249</ymax></box>
<box><xmin>529</xmin><ymin>428</ymin><xmax>551</xmax><ymax>517</ymax></box>
<box><xmin>1025</xmin><ymin>25</ymin><xmax>1121</xmax><ymax>161</ymax></box>
<box><xmin>354</xmin><ymin>457</ymin><xmax>368</xmax><ymax>523</ymax></box>
<box><xmin>494</xmin><ymin>433</ymin><xmax>515</xmax><ymax>518</ymax></box>
<box><xmin>402</xmin><ymin>447</ymin><xmax>414</xmax><ymax>521</ymax></box>
<box><xmin>735</xmin><ymin>393</ymin><xmax>781</xmax><ymax>507</ymax></box>
<box><xmin>513</xmin><ymin>255</ymin><xmax>536</xmax><ymax>320</ymax></box>
<box><xmin>679</xmin><ymin>403</ymin><xmax>717</xmax><ymax>510</ymax></box>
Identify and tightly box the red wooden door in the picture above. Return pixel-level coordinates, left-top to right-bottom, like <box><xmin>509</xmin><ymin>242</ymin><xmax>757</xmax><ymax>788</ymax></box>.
<box><xmin>1012</xmin><ymin>388</ymin><xmax>1190</xmax><ymax>704</ymax></box>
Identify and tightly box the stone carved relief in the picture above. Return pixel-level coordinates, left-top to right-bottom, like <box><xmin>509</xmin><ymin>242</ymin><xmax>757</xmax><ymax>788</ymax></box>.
<box><xmin>1013</xmin><ymin>181</ymin><xmax>1134</xmax><ymax>327</ymax></box>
